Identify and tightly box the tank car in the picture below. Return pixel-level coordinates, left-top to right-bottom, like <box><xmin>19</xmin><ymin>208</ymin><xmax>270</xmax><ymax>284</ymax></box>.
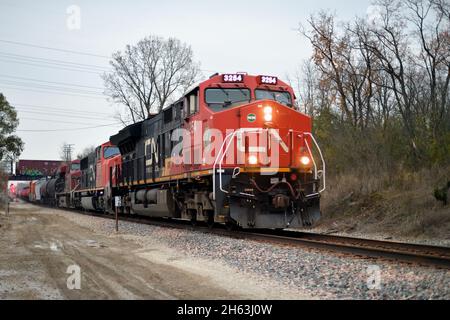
<box><xmin>40</xmin><ymin>179</ymin><xmax>57</xmax><ymax>205</ymax></box>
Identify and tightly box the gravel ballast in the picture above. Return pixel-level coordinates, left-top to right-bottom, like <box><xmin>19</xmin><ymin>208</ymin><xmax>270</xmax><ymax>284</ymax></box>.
<box><xmin>38</xmin><ymin>205</ymin><xmax>450</xmax><ymax>300</ymax></box>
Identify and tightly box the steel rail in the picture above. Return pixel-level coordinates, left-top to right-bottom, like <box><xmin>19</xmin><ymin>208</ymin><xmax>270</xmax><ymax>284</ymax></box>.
<box><xmin>25</xmin><ymin>202</ymin><xmax>450</xmax><ymax>269</ymax></box>
<box><xmin>72</xmin><ymin>209</ymin><xmax>450</xmax><ymax>269</ymax></box>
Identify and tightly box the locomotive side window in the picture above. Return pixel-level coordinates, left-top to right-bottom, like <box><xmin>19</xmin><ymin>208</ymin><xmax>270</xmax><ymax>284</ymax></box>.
<box><xmin>164</xmin><ymin>132</ymin><xmax>171</xmax><ymax>159</ymax></box>
<box><xmin>163</xmin><ymin>107</ymin><xmax>173</xmax><ymax>124</ymax></box>
<box><xmin>255</xmin><ymin>89</ymin><xmax>292</xmax><ymax>107</ymax></box>
<box><xmin>205</xmin><ymin>88</ymin><xmax>251</xmax><ymax>111</ymax></box>
<box><xmin>184</xmin><ymin>89</ymin><xmax>199</xmax><ymax>117</ymax></box>
<box><xmin>103</xmin><ymin>146</ymin><xmax>120</xmax><ymax>158</ymax></box>
<box><xmin>175</xmin><ymin>102</ymin><xmax>182</xmax><ymax>120</ymax></box>
<box><xmin>189</xmin><ymin>94</ymin><xmax>197</xmax><ymax>114</ymax></box>
<box><xmin>159</xmin><ymin>135</ymin><xmax>165</xmax><ymax>162</ymax></box>
<box><xmin>189</xmin><ymin>93</ymin><xmax>198</xmax><ymax>115</ymax></box>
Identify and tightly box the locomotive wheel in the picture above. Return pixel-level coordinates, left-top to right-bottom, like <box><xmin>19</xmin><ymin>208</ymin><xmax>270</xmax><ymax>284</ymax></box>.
<box><xmin>206</xmin><ymin>211</ymin><xmax>215</xmax><ymax>229</ymax></box>
<box><xmin>225</xmin><ymin>220</ymin><xmax>237</xmax><ymax>231</ymax></box>
<box><xmin>189</xmin><ymin>210</ymin><xmax>197</xmax><ymax>227</ymax></box>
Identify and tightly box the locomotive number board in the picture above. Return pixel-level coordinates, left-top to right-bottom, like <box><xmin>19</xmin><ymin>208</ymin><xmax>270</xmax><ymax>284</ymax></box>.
<box><xmin>222</xmin><ymin>74</ymin><xmax>245</xmax><ymax>83</ymax></box>
<box><xmin>258</xmin><ymin>75</ymin><xmax>278</xmax><ymax>85</ymax></box>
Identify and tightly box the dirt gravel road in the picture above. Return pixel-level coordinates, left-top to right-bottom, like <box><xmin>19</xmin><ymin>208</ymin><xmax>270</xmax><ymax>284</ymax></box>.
<box><xmin>0</xmin><ymin>202</ymin><xmax>252</xmax><ymax>299</ymax></box>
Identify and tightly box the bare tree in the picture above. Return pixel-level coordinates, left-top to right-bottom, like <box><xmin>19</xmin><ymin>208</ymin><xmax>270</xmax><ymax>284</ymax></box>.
<box><xmin>298</xmin><ymin>0</ymin><xmax>450</xmax><ymax>167</ymax></box>
<box><xmin>356</xmin><ymin>0</ymin><xmax>425</xmax><ymax>157</ymax></box>
<box><xmin>103</xmin><ymin>36</ymin><xmax>200</xmax><ymax>124</ymax></box>
<box><xmin>300</xmin><ymin>12</ymin><xmax>379</xmax><ymax>129</ymax></box>
<box><xmin>300</xmin><ymin>12</ymin><xmax>353</xmax><ymax>122</ymax></box>
<box><xmin>287</xmin><ymin>59</ymin><xmax>334</xmax><ymax>116</ymax></box>
<box><xmin>298</xmin><ymin>60</ymin><xmax>318</xmax><ymax>116</ymax></box>
<box><xmin>76</xmin><ymin>145</ymin><xmax>96</xmax><ymax>160</ymax></box>
<box><xmin>404</xmin><ymin>0</ymin><xmax>450</xmax><ymax>139</ymax></box>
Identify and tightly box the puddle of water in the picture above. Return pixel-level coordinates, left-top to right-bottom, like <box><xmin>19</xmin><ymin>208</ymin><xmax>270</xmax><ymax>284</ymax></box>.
<box><xmin>64</xmin><ymin>239</ymin><xmax>106</xmax><ymax>249</ymax></box>
<box><xmin>0</xmin><ymin>270</ymin><xmax>19</xmax><ymax>276</ymax></box>
<box><xmin>33</xmin><ymin>243</ymin><xmax>46</xmax><ymax>249</ymax></box>
<box><xmin>86</xmin><ymin>240</ymin><xmax>105</xmax><ymax>248</ymax></box>
<box><xmin>32</xmin><ymin>240</ymin><xmax>63</xmax><ymax>252</ymax></box>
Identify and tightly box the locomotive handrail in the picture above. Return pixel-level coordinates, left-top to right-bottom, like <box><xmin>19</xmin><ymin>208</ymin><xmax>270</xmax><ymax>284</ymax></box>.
<box><xmin>212</xmin><ymin>128</ymin><xmax>265</xmax><ymax>200</ymax></box>
<box><xmin>212</xmin><ymin>129</ymin><xmax>326</xmax><ymax>199</ymax></box>
<box><xmin>303</xmin><ymin>132</ymin><xmax>326</xmax><ymax>193</ymax></box>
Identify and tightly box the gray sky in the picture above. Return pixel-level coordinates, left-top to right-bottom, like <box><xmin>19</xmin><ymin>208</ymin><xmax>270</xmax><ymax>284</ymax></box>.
<box><xmin>0</xmin><ymin>0</ymin><xmax>373</xmax><ymax>160</ymax></box>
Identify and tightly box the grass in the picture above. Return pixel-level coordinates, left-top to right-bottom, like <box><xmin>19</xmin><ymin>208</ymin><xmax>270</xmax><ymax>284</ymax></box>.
<box><xmin>318</xmin><ymin>166</ymin><xmax>450</xmax><ymax>240</ymax></box>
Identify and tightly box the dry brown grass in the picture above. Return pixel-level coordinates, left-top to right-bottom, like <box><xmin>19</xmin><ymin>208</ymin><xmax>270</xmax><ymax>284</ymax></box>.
<box><xmin>319</xmin><ymin>166</ymin><xmax>450</xmax><ymax>240</ymax></box>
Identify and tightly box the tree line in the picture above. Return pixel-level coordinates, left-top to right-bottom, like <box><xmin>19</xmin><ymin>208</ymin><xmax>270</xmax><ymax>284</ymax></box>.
<box><xmin>103</xmin><ymin>36</ymin><xmax>200</xmax><ymax>124</ymax></box>
<box><xmin>293</xmin><ymin>0</ymin><xmax>449</xmax><ymax>173</ymax></box>
<box><xmin>2</xmin><ymin>1</ymin><xmax>448</xmax><ymax>177</ymax></box>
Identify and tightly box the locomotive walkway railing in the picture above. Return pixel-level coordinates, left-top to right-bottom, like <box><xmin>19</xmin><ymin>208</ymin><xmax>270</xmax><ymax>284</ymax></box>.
<box><xmin>303</xmin><ymin>132</ymin><xmax>326</xmax><ymax>194</ymax></box>
<box><xmin>212</xmin><ymin>129</ymin><xmax>326</xmax><ymax>200</ymax></box>
<box><xmin>212</xmin><ymin>128</ymin><xmax>265</xmax><ymax>200</ymax></box>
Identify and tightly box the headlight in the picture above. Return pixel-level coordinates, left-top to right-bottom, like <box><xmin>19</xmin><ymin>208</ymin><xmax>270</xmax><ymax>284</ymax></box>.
<box><xmin>300</xmin><ymin>155</ymin><xmax>311</xmax><ymax>166</ymax></box>
<box><xmin>263</xmin><ymin>106</ymin><xmax>272</xmax><ymax>122</ymax></box>
<box><xmin>248</xmin><ymin>155</ymin><xmax>258</xmax><ymax>165</ymax></box>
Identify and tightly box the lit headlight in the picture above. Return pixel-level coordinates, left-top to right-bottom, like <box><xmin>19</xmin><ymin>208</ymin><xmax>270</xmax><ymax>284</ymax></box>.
<box><xmin>248</xmin><ymin>155</ymin><xmax>258</xmax><ymax>165</ymax></box>
<box><xmin>300</xmin><ymin>155</ymin><xmax>311</xmax><ymax>166</ymax></box>
<box><xmin>263</xmin><ymin>106</ymin><xmax>272</xmax><ymax>122</ymax></box>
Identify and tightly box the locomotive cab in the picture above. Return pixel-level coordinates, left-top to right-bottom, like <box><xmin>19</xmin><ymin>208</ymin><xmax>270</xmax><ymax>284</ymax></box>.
<box><xmin>74</xmin><ymin>142</ymin><xmax>121</xmax><ymax>212</ymax></box>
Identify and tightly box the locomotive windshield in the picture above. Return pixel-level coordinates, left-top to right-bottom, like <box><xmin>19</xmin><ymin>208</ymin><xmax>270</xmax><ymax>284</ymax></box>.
<box><xmin>255</xmin><ymin>89</ymin><xmax>292</xmax><ymax>106</ymax></box>
<box><xmin>103</xmin><ymin>146</ymin><xmax>120</xmax><ymax>158</ymax></box>
<box><xmin>70</xmin><ymin>163</ymin><xmax>80</xmax><ymax>171</ymax></box>
<box><xmin>205</xmin><ymin>88</ymin><xmax>251</xmax><ymax>111</ymax></box>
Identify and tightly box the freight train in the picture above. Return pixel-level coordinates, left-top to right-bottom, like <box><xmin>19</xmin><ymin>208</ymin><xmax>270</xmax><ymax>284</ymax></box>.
<box><xmin>18</xmin><ymin>73</ymin><xmax>326</xmax><ymax>230</ymax></box>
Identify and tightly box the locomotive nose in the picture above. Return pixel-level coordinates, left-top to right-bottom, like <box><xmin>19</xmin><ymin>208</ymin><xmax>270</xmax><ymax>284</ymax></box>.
<box><xmin>240</xmin><ymin>100</ymin><xmax>284</xmax><ymax>127</ymax></box>
<box><xmin>239</xmin><ymin>100</ymin><xmax>311</xmax><ymax>133</ymax></box>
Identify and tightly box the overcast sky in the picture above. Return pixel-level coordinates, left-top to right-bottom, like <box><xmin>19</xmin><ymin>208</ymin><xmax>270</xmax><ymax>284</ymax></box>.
<box><xmin>0</xmin><ymin>0</ymin><xmax>373</xmax><ymax>160</ymax></box>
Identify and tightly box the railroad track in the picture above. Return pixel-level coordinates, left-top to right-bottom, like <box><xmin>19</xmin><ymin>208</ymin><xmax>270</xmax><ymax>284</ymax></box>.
<box><xmin>74</xmin><ymin>210</ymin><xmax>450</xmax><ymax>269</ymax></box>
<box><xmin>237</xmin><ymin>230</ymin><xmax>450</xmax><ymax>269</ymax></box>
<box><xmin>27</xmin><ymin>202</ymin><xmax>450</xmax><ymax>269</ymax></box>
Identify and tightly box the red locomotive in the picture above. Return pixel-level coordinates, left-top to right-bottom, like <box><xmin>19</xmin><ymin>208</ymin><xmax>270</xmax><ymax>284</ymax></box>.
<box><xmin>55</xmin><ymin>159</ymin><xmax>81</xmax><ymax>208</ymax></box>
<box><xmin>110</xmin><ymin>73</ymin><xmax>325</xmax><ymax>229</ymax></box>
<box><xmin>23</xmin><ymin>73</ymin><xmax>325</xmax><ymax>230</ymax></box>
<box><xmin>73</xmin><ymin>141</ymin><xmax>121</xmax><ymax>211</ymax></box>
